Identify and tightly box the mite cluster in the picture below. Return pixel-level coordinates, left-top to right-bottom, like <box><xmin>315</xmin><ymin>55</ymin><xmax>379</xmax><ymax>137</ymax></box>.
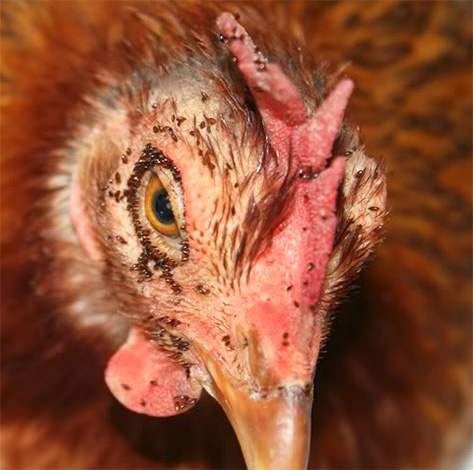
<box><xmin>221</xmin><ymin>334</ymin><xmax>233</xmax><ymax>351</ymax></box>
<box><xmin>143</xmin><ymin>315</ymin><xmax>194</xmax><ymax>380</ymax></box>
<box><xmin>102</xmin><ymin>149</ymin><xmax>133</xmax><ymax>202</ymax></box>
<box><xmin>122</xmin><ymin>144</ymin><xmax>190</xmax><ymax>289</ymax></box>
<box><xmin>196</xmin><ymin>284</ymin><xmax>210</xmax><ymax>295</ymax></box>
<box><xmin>152</xmin><ymin>124</ymin><xmax>179</xmax><ymax>142</ymax></box>
<box><xmin>298</xmin><ymin>167</ymin><xmax>320</xmax><ymax>180</ymax></box>
<box><xmin>282</xmin><ymin>332</ymin><xmax>290</xmax><ymax>347</ymax></box>
<box><xmin>218</xmin><ymin>19</ymin><xmax>269</xmax><ymax>93</ymax></box>
<box><xmin>173</xmin><ymin>394</ymin><xmax>197</xmax><ymax>412</ymax></box>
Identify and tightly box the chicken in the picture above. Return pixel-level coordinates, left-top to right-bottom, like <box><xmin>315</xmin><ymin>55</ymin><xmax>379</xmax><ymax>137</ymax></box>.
<box><xmin>1</xmin><ymin>1</ymin><xmax>470</xmax><ymax>469</ymax></box>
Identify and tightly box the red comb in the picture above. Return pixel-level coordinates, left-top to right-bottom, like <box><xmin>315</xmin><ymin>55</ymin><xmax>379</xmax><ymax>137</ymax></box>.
<box><xmin>217</xmin><ymin>12</ymin><xmax>353</xmax><ymax>171</ymax></box>
<box><xmin>217</xmin><ymin>13</ymin><xmax>354</xmax><ymax>312</ymax></box>
<box><xmin>292</xmin><ymin>79</ymin><xmax>354</xmax><ymax>170</ymax></box>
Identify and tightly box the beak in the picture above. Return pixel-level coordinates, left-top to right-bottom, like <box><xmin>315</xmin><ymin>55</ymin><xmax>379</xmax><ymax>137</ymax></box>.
<box><xmin>206</xmin><ymin>361</ymin><xmax>313</xmax><ymax>470</ymax></box>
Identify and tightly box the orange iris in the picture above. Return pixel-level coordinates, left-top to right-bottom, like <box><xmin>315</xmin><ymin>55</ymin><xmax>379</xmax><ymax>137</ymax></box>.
<box><xmin>145</xmin><ymin>175</ymin><xmax>179</xmax><ymax>237</ymax></box>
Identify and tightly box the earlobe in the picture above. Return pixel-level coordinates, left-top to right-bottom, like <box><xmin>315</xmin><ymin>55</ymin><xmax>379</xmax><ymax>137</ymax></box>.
<box><xmin>70</xmin><ymin>174</ymin><xmax>104</xmax><ymax>262</ymax></box>
<box><xmin>105</xmin><ymin>327</ymin><xmax>202</xmax><ymax>417</ymax></box>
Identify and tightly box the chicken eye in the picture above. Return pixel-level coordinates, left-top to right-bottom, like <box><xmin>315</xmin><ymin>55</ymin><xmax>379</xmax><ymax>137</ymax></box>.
<box><xmin>145</xmin><ymin>175</ymin><xmax>179</xmax><ymax>237</ymax></box>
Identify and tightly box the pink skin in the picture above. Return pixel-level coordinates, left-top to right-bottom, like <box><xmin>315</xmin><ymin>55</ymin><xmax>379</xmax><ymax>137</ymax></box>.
<box><xmin>105</xmin><ymin>328</ymin><xmax>201</xmax><ymax>416</ymax></box>
<box><xmin>73</xmin><ymin>12</ymin><xmax>355</xmax><ymax>416</ymax></box>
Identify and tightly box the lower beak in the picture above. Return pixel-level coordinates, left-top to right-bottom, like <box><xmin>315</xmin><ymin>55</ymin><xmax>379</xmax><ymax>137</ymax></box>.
<box><xmin>207</xmin><ymin>362</ymin><xmax>313</xmax><ymax>470</ymax></box>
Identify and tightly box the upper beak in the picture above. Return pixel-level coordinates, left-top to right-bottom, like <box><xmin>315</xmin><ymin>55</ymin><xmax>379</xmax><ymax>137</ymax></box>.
<box><xmin>206</xmin><ymin>360</ymin><xmax>313</xmax><ymax>470</ymax></box>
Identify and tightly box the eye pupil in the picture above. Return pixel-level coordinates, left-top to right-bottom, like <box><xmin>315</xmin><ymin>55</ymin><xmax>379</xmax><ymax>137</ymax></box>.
<box><xmin>152</xmin><ymin>190</ymin><xmax>175</xmax><ymax>225</ymax></box>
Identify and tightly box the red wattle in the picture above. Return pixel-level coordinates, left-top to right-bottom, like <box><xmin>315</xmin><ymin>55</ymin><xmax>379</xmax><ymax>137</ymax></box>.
<box><xmin>105</xmin><ymin>328</ymin><xmax>202</xmax><ymax>417</ymax></box>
